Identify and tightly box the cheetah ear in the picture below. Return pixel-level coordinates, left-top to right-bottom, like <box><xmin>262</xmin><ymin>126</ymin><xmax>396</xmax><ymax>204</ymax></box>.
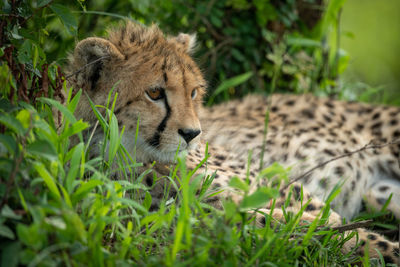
<box><xmin>172</xmin><ymin>33</ymin><xmax>197</xmax><ymax>54</ymax></box>
<box><xmin>72</xmin><ymin>37</ymin><xmax>125</xmax><ymax>90</ymax></box>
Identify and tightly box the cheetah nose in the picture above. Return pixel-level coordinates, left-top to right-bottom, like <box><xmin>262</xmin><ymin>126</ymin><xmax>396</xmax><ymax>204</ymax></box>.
<box><xmin>178</xmin><ymin>128</ymin><xmax>201</xmax><ymax>144</ymax></box>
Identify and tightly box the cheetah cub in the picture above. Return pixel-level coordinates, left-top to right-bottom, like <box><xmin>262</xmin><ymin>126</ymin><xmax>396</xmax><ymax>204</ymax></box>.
<box><xmin>67</xmin><ymin>22</ymin><xmax>399</xmax><ymax>264</ymax></box>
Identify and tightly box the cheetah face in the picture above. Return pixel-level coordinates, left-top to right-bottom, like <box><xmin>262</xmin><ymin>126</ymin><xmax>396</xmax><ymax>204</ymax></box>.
<box><xmin>69</xmin><ymin>22</ymin><xmax>206</xmax><ymax>164</ymax></box>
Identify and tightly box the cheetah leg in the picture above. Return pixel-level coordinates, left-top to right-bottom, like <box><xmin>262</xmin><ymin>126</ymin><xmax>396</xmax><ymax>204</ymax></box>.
<box><xmin>365</xmin><ymin>179</ymin><xmax>400</xmax><ymax>219</ymax></box>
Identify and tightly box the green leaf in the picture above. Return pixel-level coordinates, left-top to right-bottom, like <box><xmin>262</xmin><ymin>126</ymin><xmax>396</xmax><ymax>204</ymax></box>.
<box><xmin>65</xmin><ymin>142</ymin><xmax>84</xmax><ymax>193</ymax></box>
<box><xmin>59</xmin><ymin>120</ymin><xmax>89</xmax><ymax>139</ymax></box>
<box><xmin>1</xmin><ymin>205</ymin><xmax>22</xmax><ymax>220</ymax></box>
<box><xmin>207</xmin><ymin>72</ymin><xmax>253</xmax><ymax>105</ymax></box>
<box><xmin>259</xmin><ymin>162</ymin><xmax>290</xmax><ymax>181</ymax></box>
<box><xmin>45</xmin><ymin>216</ymin><xmax>66</xmax><ymax>230</ymax></box>
<box><xmin>17</xmin><ymin>40</ymin><xmax>33</xmax><ymax>64</ymax></box>
<box><xmin>108</xmin><ymin>110</ymin><xmax>120</xmax><ymax>164</ymax></box>
<box><xmin>34</xmin><ymin>163</ymin><xmax>61</xmax><ymax>200</ymax></box>
<box><xmin>17</xmin><ymin>224</ymin><xmax>43</xmax><ymax>250</ymax></box>
<box><xmin>0</xmin><ymin>134</ymin><xmax>16</xmax><ymax>153</ymax></box>
<box><xmin>143</xmin><ymin>191</ymin><xmax>152</xmax><ymax>211</ymax></box>
<box><xmin>0</xmin><ymin>225</ymin><xmax>15</xmax><ymax>239</ymax></box>
<box><xmin>228</xmin><ymin>176</ymin><xmax>249</xmax><ymax>193</ymax></box>
<box><xmin>27</xmin><ymin>139</ymin><xmax>58</xmax><ymax>161</ymax></box>
<box><xmin>72</xmin><ymin>179</ymin><xmax>103</xmax><ymax>204</ymax></box>
<box><xmin>0</xmin><ymin>114</ymin><xmax>25</xmax><ymax>134</ymax></box>
<box><xmin>15</xmin><ymin>109</ymin><xmax>30</xmax><ymax>129</ymax></box>
<box><xmin>117</xmin><ymin>198</ymin><xmax>147</xmax><ymax>213</ymax></box>
<box><xmin>239</xmin><ymin>187</ymin><xmax>279</xmax><ymax>211</ymax></box>
<box><xmin>37</xmin><ymin>0</ymin><xmax>52</xmax><ymax>7</ymax></box>
<box><xmin>50</xmin><ymin>4</ymin><xmax>78</xmax><ymax>35</ymax></box>
<box><xmin>287</xmin><ymin>37</ymin><xmax>322</xmax><ymax>48</ymax></box>
<box><xmin>67</xmin><ymin>89</ymin><xmax>82</xmax><ymax>113</ymax></box>
<box><xmin>38</xmin><ymin>97</ymin><xmax>77</xmax><ymax>124</ymax></box>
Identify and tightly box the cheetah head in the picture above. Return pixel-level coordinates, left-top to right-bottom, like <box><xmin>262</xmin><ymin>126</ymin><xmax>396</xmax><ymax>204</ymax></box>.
<box><xmin>68</xmin><ymin>22</ymin><xmax>206</xmax><ymax>164</ymax></box>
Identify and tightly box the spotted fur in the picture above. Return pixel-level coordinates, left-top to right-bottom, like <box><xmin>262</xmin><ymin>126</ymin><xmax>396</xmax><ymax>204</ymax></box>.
<box><xmin>68</xmin><ymin>23</ymin><xmax>399</xmax><ymax>264</ymax></box>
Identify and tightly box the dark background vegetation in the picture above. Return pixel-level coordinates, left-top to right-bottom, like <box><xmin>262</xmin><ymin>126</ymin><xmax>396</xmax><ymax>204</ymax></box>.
<box><xmin>0</xmin><ymin>0</ymin><xmax>399</xmax><ymax>266</ymax></box>
<box><xmin>2</xmin><ymin>0</ymin><xmax>399</xmax><ymax>104</ymax></box>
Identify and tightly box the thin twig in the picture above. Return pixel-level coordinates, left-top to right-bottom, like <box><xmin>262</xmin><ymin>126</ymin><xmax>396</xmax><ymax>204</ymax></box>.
<box><xmin>283</xmin><ymin>139</ymin><xmax>400</xmax><ymax>190</ymax></box>
<box><xmin>331</xmin><ymin>219</ymin><xmax>374</xmax><ymax>233</ymax></box>
<box><xmin>65</xmin><ymin>56</ymin><xmax>110</xmax><ymax>80</ymax></box>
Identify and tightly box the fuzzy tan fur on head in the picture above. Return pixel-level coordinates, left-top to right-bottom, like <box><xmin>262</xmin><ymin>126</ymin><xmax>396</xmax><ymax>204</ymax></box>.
<box><xmin>67</xmin><ymin>21</ymin><xmax>206</xmax><ymax>164</ymax></box>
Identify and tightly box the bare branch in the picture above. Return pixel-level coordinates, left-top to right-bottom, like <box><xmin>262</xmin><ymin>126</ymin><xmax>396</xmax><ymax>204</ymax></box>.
<box><xmin>65</xmin><ymin>56</ymin><xmax>110</xmax><ymax>80</ymax></box>
<box><xmin>283</xmin><ymin>139</ymin><xmax>400</xmax><ymax>191</ymax></box>
<box><xmin>331</xmin><ymin>220</ymin><xmax>374</xmax><ymax>233</ymax></box>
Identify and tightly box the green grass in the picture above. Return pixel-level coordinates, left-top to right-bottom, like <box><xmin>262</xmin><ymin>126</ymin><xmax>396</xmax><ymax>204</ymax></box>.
<box><xmin>2</xmin><ymin>89</ymin><xmax>397</xmax><ymax>266</ymax></box>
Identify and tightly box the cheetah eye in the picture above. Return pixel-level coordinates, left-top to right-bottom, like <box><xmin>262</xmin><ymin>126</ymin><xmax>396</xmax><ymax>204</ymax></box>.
<box><xmin>191</xmin><ymin>89</ymin><xmax>197</xmax><ymax>99</ymax></box>
<box><xmin>146</xmin><ymin>87</ymin><xmax>165</xmax><ymax>101</ymax></box>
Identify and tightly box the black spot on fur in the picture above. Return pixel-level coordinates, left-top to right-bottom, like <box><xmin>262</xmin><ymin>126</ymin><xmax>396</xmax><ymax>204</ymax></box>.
<box><xmin>383</xmin><ymin>256</ymin><xmax>395</xmax><ymax>264</ymax></box>
<box><xmin>367</xmin><ymin>234</ymin><xmax>377</xmax><ymax>240</ymax></box>
<box><xmin>216</xmin><ymin>155</ymin><xmax>226</xmax><ymax>161</ymax></box>
<box><xmin>334</xmin><ymin>166</ymin><xmax>345</xmax><ymax>176</ymax></box>
<box><xmin>377</xmin><ymin>241</ymin><xmax>388</xmax><ymax>251</ymax></box>
<box><xmin>368</xmin><ymin>166</ymin><xmax>373</xmax><ymax>173</ymax></box>
<box><xmin>295</xmin><ymin>150</ymin><xmax>306</xmax><ymax>160</ymax></box>
<box><xmin>355</xmin><ymin>124</ymin><xmax>364</xmax><ymax>132</ymax></box>
<box><xmin>303</xmin><ymin>138</ymin><xmax>318</xmax><ymax>148</ymax></box>
<box><xmin>377</xmin><ymin>198</ymin><xmax>387</xmax><ymax>205</ymax></box>
<box><xmin>246</xmin><ymin>133</ymin><xmax>256</xmax><ymax>139</ymax></box>
<box><xmin>346</xmin><ymin>162</ymin><xmax>353</xmax><ymax>170</ymax></box>
<box><xmin>393</xmin><ymin>130</ymin><xmax>400</xmax><ymax>138</ymax></box>
<box><xmin>372</xmin><ymin>112</ymin><xmax>380</xmax><ymax>120</ymax></box>
<box><xmin>282</xmin><ymin>141</ymin><xmax>289</xmax><ymax>148</ymax></box>
<box><xmin>145</xmin><ymin>176</ymin><xmax>153</xmax><ymax>186</ymax></box>
<box><xmin>271</xmin><ymin>106</ymin><xmax>279</xmax><ymax>112</ymax></box>
<box><xmin>213</xmin><ymin>161</ymin><xmax>222</xmax><ymax>167</ymax></box>
<box><xmin>301</xmin><ymin>109</ymin><xmax>314</xmax><ymax>119</ymax></box>
<box><xmin>285</xmin><ymin>100</ymin><xmax>295</xmax><ymax>106</ymax></box>
<box><xmin>322</xmin><ymin>114</ymin><xmax>332</xmax><ymax>123</ymax></box>
<box><xmin>325</xmin><ymin>101</ymin><xmax>334</xmax><ymax>109</ymax></box>
<box><xmin>389</xmin><ymin>119</ymin><xmax>397</xmax><ymax>126</ymax></box>
<box><xmin>370</xmin><ymin>122</ymin><xmax>382</xmax><ymax>132</ymax></box>
<box><xmin>323</xmin><ymin>149</ymin><xmax>336</xmax><ymax>157</ymax></box>
<box><xmin>349</xmin><ymin>181</ymin><xmax>356</xmax><ymax>192</ymax></box>
<box><xmin>305</xmin><ymin>203</ymin><xmax>316</xmax><ymax>211</ymax></box>
<box><xmin>293</xmin><ymin>185</ymin><xmax>301</xmax><ymax>201</ymax></box>
<box><xmin>260</xmin><ymin>216</ymin><xmax>266</xmax><ymax>226</ymax></box>
<box><xmin>318</xmin><ymin>178</ymin><xmax>328</xmax><ymax>189</ymax></box>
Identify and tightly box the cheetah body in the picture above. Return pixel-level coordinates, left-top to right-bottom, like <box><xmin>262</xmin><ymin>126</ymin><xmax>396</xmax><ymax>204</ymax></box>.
<box><xmin>67</xmin><ymin>22</ymin><xmax>400</xmax><ymax>264</ymax></box>
<box><xmin>200</xmin><ymin>94</ymin><xmax>400</xmax><ymax>220</ymax></box>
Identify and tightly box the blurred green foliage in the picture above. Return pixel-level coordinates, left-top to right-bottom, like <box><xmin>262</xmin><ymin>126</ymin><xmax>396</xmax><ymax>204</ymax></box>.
<box><xmin>340</xmin><ymin>0</ymin><xmax>400</xmax><ymax>105</ymax></box>
<box><xmin>1</xmin><ymin>0</ymin><xmax>350</xmax><ymax>105</ymax></box>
